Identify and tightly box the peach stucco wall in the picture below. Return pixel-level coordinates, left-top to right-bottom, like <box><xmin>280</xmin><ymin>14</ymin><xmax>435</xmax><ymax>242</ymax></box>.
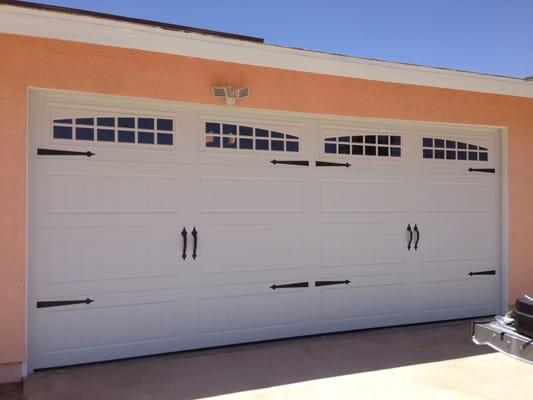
<box><xmin>1</xmin><ymin>33</ymin><xmax>532</xmax><ymax>380</ymax></box>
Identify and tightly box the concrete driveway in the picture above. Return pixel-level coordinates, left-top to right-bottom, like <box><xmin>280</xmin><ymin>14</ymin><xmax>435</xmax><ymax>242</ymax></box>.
<box><xmin>23</xmin><ymin>319</ymin><xmax>533</xmax><ymax>399</ymax></box>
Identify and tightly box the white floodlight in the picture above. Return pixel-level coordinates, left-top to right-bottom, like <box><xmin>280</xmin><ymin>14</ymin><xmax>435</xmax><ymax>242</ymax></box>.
<box><xmin>212</xmin><ymin>86</ymin><xmax>250</xmax><ymax>106</ymax></box>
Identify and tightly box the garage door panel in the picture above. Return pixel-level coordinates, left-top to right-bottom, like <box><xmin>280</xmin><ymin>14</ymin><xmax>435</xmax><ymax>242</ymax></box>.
<box><xmin>417</xmin><ymin>181</ymin><xmax>494</xmax><ymax>213</ymax></box>
<box><xmin>198</xmin><ymin>224</ymin><xmax>313</xmax><ymax>275</ymax></box>
<box><xmin>33</xmin><ymin>227</ymin><xmax>182</xmax><ymax>292</ymax></box>
<box><xmin>319</xmin><ymin>282</ymin><xmax>407</xmax><ymax>322</ymax></box>
<box><xmin>416</xmin><ymin>272</ymin><xmax>497</xmax><ymax>318</ymax></box>
<box><xmin>199</xmin><ymin>291</ymin><xmax>306</xmax><ymax>335</ymax></box>
<box><xmin>320</xmin><ymin>180</ymin><xmax>408</xmax><ymax>213</ymax></box>
<box><xmin>319</xmin><ymin>224</ymin><xmax>409</xmax><ymax>269</ymax></box>
<box><xmin>314</xmin><ymin>275</ymin><xmax>412</xmax><ymax>332</ymax></box>
<box><xmin>416</xmin><ymin>221</ymin><xmax>496</xmax><ymax>263</ymax></box>
<box><xmin>43</xmin><ymin>301</ymin><xmax>179</xmax><ymax>351</ymax></box>
<box><xmin>195</xmin><ymin>283</ymin><xmax>312</xmax><ymax>346</ymax></box>
<box><xmin>200</xmin><ymin>176</ymin><xmax>305</xmax><ymax>214</ymax></box>
<box><xmin>46</xmin><ymin>172</ymin><xmax>181</xmax><ymax>215</ymax></box>
<box><xmin>32</xmin><ymin>289</ymin><xmax>186</xmax><ymax>368</ymax></box>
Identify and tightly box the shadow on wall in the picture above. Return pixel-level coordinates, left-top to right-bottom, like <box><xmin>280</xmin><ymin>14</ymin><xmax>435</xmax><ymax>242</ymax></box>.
<box><xmin>23</xmin><ymin>319</ymin><xmax>493</xmax><ymax>400</ymax></box>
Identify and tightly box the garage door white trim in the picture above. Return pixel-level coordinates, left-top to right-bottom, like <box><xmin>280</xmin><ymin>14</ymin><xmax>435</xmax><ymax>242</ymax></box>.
<box><xmin>27</xmin><ymin>87</ymin><xmax>509</xmax><ymax>371</ymax></box>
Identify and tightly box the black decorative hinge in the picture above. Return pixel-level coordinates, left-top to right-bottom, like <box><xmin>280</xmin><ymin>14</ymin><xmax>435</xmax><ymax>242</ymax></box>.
<box><xmin>38</xmin><ymin>148</ymin><xmax>94</xmax><ymax>157</ymax></box>
<box><xmin>468</xmin><ymin>168</ymin><xmax>495</xmax><ymax>173</ymax></box>
<box><xmin>315</xmin><ymin>161</ymin><xmax>351</xmax><ymax>168</ymax></box>
<box><xmin>270</xmin><ymin>282</ymin><xmax>309</xmax><ymax>290</ymax></box>
<box><xmin>270</xmin><ymin>160</ymin><xmax>309</xmax><ymax>166</ymax></box>
<box><xmin>315</xmin><ymin>280</ymin><xmax>351</xmax><ymax>287</ymax></box>
<box><xmin>37</xmin><ymin>298</ymin><xmax>94</xmax><ymax>308</ymax></box>
<box><xmin>468</xmin><ymin>270</ymin><xmax>496</xmax><ymax>276</ymax></box>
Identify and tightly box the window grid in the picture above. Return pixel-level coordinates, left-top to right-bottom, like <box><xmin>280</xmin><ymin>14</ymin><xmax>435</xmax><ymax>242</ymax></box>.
<box><xmin>422</xmin><ymin>137</ymin><xmax>488</xmax><ymax>161</ymax></box>
<box><xmin>205</xmin><ymin>122</ymin><xmax>299</xmax><ymax>152</ymax></box>
<box><xmin>52</xmin><ymin>117</ymin><xmax>174</xmax><ymax>146</ymax></box>
<box><xmin>324</xmin><ymin>134</ymin><xmax>402</xmax><ymax>158</ymax></box>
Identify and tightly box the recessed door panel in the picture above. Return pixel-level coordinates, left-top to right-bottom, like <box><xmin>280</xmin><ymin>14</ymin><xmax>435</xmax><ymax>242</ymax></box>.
<box><xmin>201</xmin><ymin>177</ymin><xmax>305</xmax><ymax>214</ymax></box>
<box><xmin>320</xmin><ymin>180</ymin><xmax>408</xmax><ymax>213</ymax></box>
<box><xmin>313</xmin><ymin>274</ymin><xmax>412</xmax><ymax>333</ymax></box>
<box><xmin>32</xmin><ymin>226</ymin><xmax>183</xmax><ymax>293</ymax></box>
<box><xmin>193</xmin><ymin>282</ymin><xmax>313</xmax><ymax>348</ymax></box>
<box><xmin>198</xmin><ymin>224</ymin><xmax>312</xmax><ymax>275</ymax></box>
<box><xmin>417</xmin><ymin>181</ymin><xmax>494</xmax><ymax>213</ymax></box>
<box><xmin>32</xmin><ymin>289</ymin><xmax>187</xmax><ymax>368</ymax></box>
<box><xmin>320</xmin><ymin>282</ymin><xmax>407</xmax><ymax>322</ymax></box>
<box><xmin>416</xmin><ymin>221</ymin><xmax>496</xmax><ymax>264</ymax></box>
<box><xmin>46</xmin><ymin>172</ymin><xmax>180</xmax><ymax>214</ymax></box>
<box><xmin>416</xmin><ymin>270</ymin><xmax>498</xmax><ymax>320</ymax></box>
<box><xmin>318</xmin><ymin>223</ymin><xmax>411</xmax><ymax>273</ymax></box>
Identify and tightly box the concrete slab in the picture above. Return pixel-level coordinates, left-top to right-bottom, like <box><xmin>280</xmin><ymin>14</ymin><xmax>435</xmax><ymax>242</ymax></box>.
<box><xmin>23</xmin><ymin>319</ymin><xmax>533</xmax><ymax>400</ymax></box>
<box><xmin>208</xmin><ymin>353</ymin><xmax>532</xmax><ymax>400</ymax></box>
<box><xmin>0</xmin><ymin>382</ymin><xmax>22</xmax><ymax>400</ymax></box>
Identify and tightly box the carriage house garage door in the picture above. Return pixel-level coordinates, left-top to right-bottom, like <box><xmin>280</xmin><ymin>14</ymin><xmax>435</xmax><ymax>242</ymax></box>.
<box><xmin>28</xmin><ymin>90</ymin><xmax>502</xmax><ymax>370</ymax></box>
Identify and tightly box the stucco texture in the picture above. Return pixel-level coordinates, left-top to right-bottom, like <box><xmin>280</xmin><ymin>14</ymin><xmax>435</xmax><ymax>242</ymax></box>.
<box><xmin>0</xmin><ymin>33</ymin><xmax>532</xmax><ymax>378</ymax></box>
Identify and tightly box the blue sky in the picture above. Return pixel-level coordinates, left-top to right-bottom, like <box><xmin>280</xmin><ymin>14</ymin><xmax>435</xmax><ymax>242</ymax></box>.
<box><xmin>37</xmin><ymin>0</ymin><xmax>533</xmax><ymax>78</ymax></box>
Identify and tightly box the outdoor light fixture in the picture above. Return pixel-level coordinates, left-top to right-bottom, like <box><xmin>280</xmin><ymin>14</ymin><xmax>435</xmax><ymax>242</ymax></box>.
<box><xmin>212</xmin><ymin>86</ymin><xmax>249</xmax><ymax>106</ymax></box>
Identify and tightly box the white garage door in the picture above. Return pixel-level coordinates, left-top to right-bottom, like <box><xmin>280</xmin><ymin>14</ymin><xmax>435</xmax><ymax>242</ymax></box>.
<box><xmin>28</xmin><ymin>91</ymin><xmax>502</xmax><ymax>370</ymax></box>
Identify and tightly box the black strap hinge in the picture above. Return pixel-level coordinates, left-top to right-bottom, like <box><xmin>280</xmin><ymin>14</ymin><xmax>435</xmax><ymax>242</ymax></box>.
<box><xmin>37</xmin><ymin>298</ymin><xmax>94</xmax><ymax>308</ymax></box>
<box><xmin>468</xmin><ymin>168</ymin><xmax>495</xmax><ymax>173</ymax></box>
<box><xmin>315</xmin><ymin>161</ymin><xmax>351</xmax><ymax>168</ymax></box>
<box><xmin>38</xmin><ymin>148</ymin><xmax>94</xmax><ymax>157</ymax></box>
<box><xmin>270</xmin><ymin>159</ymin><xmax>309</xmax><ymax>166</ymax></box>
<box><xmin>315</xmin><ymin>280</ymin><xmax>351</xmax><ymax>287</ymax></box>
<box><xmin>270</xmin><ymin>282</ymin><xmax>309</xmax><ymax>289</ymax></box>
<box><xmin>468</xmin><ymin>270</ymin><xmax>496</xmax><ymax>276</ymax></box>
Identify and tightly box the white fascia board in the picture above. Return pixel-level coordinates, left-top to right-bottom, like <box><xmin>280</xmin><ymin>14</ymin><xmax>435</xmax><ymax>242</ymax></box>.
<box><xmin>1</xmin><ymin>4</ymin><xmax>533</xmax><ymax>99</ymax></box>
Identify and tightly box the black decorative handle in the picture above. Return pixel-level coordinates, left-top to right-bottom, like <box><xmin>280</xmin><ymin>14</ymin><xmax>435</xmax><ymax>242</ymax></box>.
<box><xmin>407</xmin><ymin>224</ymin><xmax>413</xmax><ymax>251</ymax></box>
<box><xmin>181</xmin><ymin>228</ymin><xmax>188</xmax><ymax>260</ymax></box>
<box><xmin>270</xmin><ymin>160</ymin><xmax>309</xmax><ymax>166</ymax></box>
<box><xmin>192</xmin><ymin>227</ymin><xmax>198</xmax><ymax>260</ymax></box>
<box><xmin>37</xmin><ymin>298</ymin><xmax>94</xmax><ymax>308</ymax></box>
<box><xmin>38</xmin><ymin>148</ymin><xmax>94</xmax><ymax>157</ymax></box>
<box><xmin>469</xmin><ymin>270</ymin><xmax>496</xmax><ymax>276</ymax></box>
<box><xmin>315</xmin><ymin>161</ymin><xmax>351</xmax><ymax>168</ymax></box>
<box><xmin>413</xmin><ymin>224</ymin><xmax>420</xmax><ymax>250</ymax></box>
<box><xmin>270</xmin><ymin>282</ymin><xmax>309</xmax><ymax>289</ymax></box>
<box><xmin>315</xmin><ymin>280</ymin><xmax>351</xmax><ymax>287</ymax></box>
<box><xmin>468</xmin><ymin>168</ymin><xmax>495</xmax><ymax>173</ymax></box>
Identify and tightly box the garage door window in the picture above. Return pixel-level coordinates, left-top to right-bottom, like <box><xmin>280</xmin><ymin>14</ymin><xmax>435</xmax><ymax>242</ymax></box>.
<box><xmin>323</xmin><ymin>134</ymin><xmax>401</xmax><ymax>157</ymax></box>
<box><xmin>422</xmin><ymin>138</ymin><xmax>488</xmax><ymax>161</ymax></box>
<box><xmin>52</xmin><ymin>117</ymin><xmax>174</xmax><ymax>146</ymax></box>
<box><xmin>205</xmin><ymin>122</ymin><xmax>299</xmax><ymax>152</ymax></box>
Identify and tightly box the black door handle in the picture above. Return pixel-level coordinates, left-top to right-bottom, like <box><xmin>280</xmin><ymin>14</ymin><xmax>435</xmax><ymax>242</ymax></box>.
<box><xmin>192</xmin><ymin>227</ymin><xmax>198</xmax><ymax>260</ymax></box>
<box><xmin>315</xmin><ymin>161</ymin><xmax>351</xmax><ymax>168</ymax></box>
<box><xmin>270</xmin><ymin>159</ymin><xmax>309</xmax><ymax>166</ymax></box>
<box><xmin>407</xmin><ymin>224</ymin><xmax>413</xmax><ymax>251</ymax></box>
<box><xmin>181</xmin><ymin>228</ymin><xmax>187</xmax><ymax>260</ymax></box>
<box><xmin>413</xmin><ymin>224</ymin><xmax>420</xmax><ymax>250</ymax></box>
<box><xmin>315</xmin><ymin>280</ymin><xmax>351</xmax><ymax>287</ymax></box>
